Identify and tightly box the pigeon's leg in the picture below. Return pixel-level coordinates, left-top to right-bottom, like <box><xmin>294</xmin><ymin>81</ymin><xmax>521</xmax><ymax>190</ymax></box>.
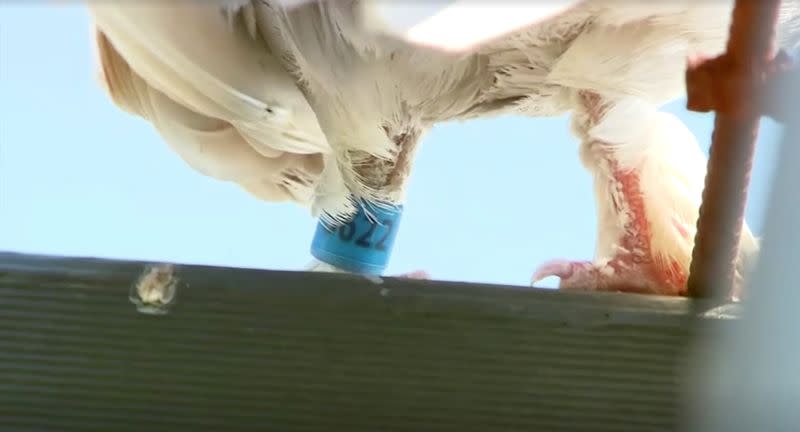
<box><xmin>306</xmin><ymin>127</ymin><xmax>430</xmax><ymax>280</ymax></box>
<box><xmin>532</xmin><ymin>92</ymin><xmax>690</xmax><ymax>295</ymax></box>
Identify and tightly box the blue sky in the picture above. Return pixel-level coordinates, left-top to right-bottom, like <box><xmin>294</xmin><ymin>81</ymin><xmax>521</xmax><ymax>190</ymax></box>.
<box><xmin>0</xmin><ymin>5</ymin><xmax>784</xmax><ymax>288</ymax></box>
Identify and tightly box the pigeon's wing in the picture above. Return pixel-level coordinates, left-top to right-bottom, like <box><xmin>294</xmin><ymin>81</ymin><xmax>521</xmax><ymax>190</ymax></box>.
<box><xmin>89</xmin><ymin>2</ymin><xmax>329</xmax><ymax>203</ymax></box>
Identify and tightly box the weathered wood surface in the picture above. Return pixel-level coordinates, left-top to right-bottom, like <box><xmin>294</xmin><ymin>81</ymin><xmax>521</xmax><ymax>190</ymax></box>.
<box><xmin>0</xmin><ymin>252</ymin><xmax>735</xmax><ymax>431</ymax></box>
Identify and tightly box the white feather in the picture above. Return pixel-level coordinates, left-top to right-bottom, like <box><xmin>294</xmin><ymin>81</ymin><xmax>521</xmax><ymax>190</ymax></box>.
<box><xmin>90</xmin><ymin>2</ymin><xmax>328</xmax><ymax>204</ymax></box>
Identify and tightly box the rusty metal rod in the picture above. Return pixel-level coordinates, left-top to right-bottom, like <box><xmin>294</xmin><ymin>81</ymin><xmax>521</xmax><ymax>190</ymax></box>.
<box><xmin>685</xmin><ymin>0</ymin><xmax>783</xmax><ymax>299</ymax></box>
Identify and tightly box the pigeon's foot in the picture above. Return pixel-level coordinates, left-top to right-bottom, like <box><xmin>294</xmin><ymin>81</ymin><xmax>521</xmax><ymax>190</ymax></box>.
<box><xmin>529</xmin><ymin>155</ymin><xmax>688</xmax><ymax>295</ymax></box>
<box><xmin>528</xmin><ymin>151</ymin><xmax>688</xmax><ymax>295</ymax></box>
<box><xmin>531</xmin><ymin>253</ymin><xmax>686</xmax><ymax>295</ymax></box>
<box><xmin>306</xmin><ymin>259</ymin><xmax>429</xmax><ymax>280</ymax></box>
<box><xmin>398</xmin><ymin>270</ymin><xmax>431</xmax><ymax>280</ymax></box>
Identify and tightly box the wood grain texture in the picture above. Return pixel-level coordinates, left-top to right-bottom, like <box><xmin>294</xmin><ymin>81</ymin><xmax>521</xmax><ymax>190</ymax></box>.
<box><xmin>0</xmin><ymin>252</ymin><xmax>733</xmax><ymax>432</ymax></box>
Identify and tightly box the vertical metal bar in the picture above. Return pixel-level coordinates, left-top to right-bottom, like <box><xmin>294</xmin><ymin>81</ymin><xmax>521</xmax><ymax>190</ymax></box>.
<box><xmin>686</xmin><ymin>0</ymin><xmax>783</xmax><ymax>299</ymax></box>
<box><xmin>688</xmin><ymin>66</ymin><xmax>800</xmax><ymax>432</ymax></box>
<box><xmin>684</xmin><ymin>1</ymin><xmax>800</xmax><ymax>430</ymax></box>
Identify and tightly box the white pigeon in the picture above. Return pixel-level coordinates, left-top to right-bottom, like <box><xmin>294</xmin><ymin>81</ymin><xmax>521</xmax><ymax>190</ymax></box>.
<box><xmin>87</xmin><ymin>1</ymin><xmax>800</xmax><ymax>296</ymax></box>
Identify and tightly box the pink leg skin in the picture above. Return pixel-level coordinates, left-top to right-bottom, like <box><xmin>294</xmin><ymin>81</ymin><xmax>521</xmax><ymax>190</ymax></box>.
<box><xmin>397</xmin><ymin>270</ymin><xmax>430</xmax><ymax>280</ymax></box>
<box><xmin>532</xmin><ymin>92</ymin><xmax>687</xmax><ymax>296</ymax></box>
<box><xmin>532</xmin><ymin>255</ymin><xmax>684</xmax><ymax>295</ymax></box>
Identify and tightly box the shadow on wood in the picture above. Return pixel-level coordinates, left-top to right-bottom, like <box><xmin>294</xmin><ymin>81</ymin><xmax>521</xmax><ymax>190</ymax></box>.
<box><xmin>0</xmin><ymin>252</ymin><xmax>734</xmax><ymax>431</ymax></box>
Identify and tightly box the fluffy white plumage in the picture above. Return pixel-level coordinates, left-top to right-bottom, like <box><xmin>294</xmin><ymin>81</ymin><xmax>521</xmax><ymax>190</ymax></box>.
<box><xmin>88</xmin><ymin>1</ymin><xmax>800</xmax><ymax>295</ymax></box>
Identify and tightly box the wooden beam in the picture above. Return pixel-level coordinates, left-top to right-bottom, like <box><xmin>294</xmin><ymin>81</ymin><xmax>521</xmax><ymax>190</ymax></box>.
<box><xmin>0</xmin><ymin>252</ymin><xmax>734</xmax><ymax>431</ymax></box>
